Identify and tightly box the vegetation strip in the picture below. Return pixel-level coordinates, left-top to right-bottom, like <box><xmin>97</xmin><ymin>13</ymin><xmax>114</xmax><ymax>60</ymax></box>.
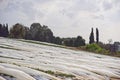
<box><xmin>0</xmin><ymin>55</ymin><xmax>23</xmax><ymax>60</ymax></box>
<box><xmin>30</xmin><ymin>67</ymin><xmax>75</xmax><ymax>78</ymax></box>
<box><xmin>0</xmin><ymin>44</ymin><xmax>13</xmax><ymax>47</ymax></box>
<box><xmin>0</xmin><ymin>74</ymin><xmax>14</xmax><ymax>78</ymax></box>
<box><xmin>0</xmin><ymin>45</ymin><xmax>21</xmax><ymax>50</ymax></box>
<box><xmin>0</xmin><ymin>45</ymin><xmax>28</xmax><ymax>52</ymax></box>
<box><xmin>19</xmin><ymin>39</ymin><xmax>66</xmax><ymax>48</ymax></box>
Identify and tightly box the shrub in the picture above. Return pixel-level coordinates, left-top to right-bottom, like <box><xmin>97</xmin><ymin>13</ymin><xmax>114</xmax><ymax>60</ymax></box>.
<box><xmin>85</xmin><ymin>43</ymin><xmax>107</xmax><ymax>53</ymax></box>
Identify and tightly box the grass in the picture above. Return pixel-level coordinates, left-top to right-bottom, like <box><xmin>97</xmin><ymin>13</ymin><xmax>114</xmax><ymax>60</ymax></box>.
<box><xmin>0</xmin><ymin>61</ymin><xmax>22</xmax><ymax>67</ymax></box>
<box><xmin>55</xmin><ymin>72</ymin><xmax>75</xmax><ymax>77</ymax></box>
<box><xmin>0</xmin><ymin>45</ymin><xmax>29</xmax><ymax>52</ymax></box>
<box><xmin>85</xmin><ymin>43</ymin><xmax>108</xmax><ymax>54</ymax></box>
<box><xmin>0</xmin><ymin>61</ymin><xmax>74</xmax><ymax>78</ymax></box>
<box><xmin>79</xmin><ymin>43</ymin><xmax>120</xmax><ymax>57</ymax></box>
<box><xmin>0</xmin><ymin>45</ymin><xmax>23</xmax><ymax>51</ymax></box>
<box><xmin>19</xmin><ymin>39</ymin><xmax>66</xmax><ymax>48</ymax></box>
<box><xmin>31</xmin><ymin>67</ymin><xmax>75</xmax><ymax>78</ymax></box>
<box><xmin>108</xmin><ymin>51</ymin><xmax>120</xmax><ymax>57</ymax></box>
<box><xmin>12</xmin><ymin>63</ymin><xmax>21</xmax><ymax>66</ymax></box>
<box><xmin>0</xmin><ymin>44</ymin><xmax>13</xmax><ymax>47</ymax></box>
<box><xmin>0</xmin><ymin>74</ymin><xmax>14</xmax><ymax>78</ymax></box>
<box><xmin>0</xmin><ymin>61</ymin><xmax>5</xmax><ymax>63</ymax></box>
<box><xmin>0</xmin><ymin>55</ymin><xmax>24</xmax><ymax>60</ymax></box>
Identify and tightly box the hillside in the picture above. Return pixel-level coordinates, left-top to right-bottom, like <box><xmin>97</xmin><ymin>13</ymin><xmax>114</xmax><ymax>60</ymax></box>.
<box><xmin>0</xmin><ymin>37</ymin><xmax>120</xmax><ymax>80</ymax></box>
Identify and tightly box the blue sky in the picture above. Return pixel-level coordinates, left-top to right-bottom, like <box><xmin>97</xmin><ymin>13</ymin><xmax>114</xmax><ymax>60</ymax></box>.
<box><xmin>0</xmin><ymin>0</ymin><xmax>120</xmax><ymax>43</ymax></box>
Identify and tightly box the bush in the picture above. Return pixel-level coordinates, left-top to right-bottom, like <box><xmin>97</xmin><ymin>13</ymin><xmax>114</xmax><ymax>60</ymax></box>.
<box><xmin>85</xmin><ymin>43</ymin><xmax>107</xmax><ymax>53</ymax></box>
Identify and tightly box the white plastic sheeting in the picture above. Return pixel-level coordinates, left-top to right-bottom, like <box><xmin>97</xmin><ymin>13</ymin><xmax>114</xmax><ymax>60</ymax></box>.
<box><xmin>0</xmin><ymin>37</ymin><xmax>120</xmax><ymax>80</ymax></box>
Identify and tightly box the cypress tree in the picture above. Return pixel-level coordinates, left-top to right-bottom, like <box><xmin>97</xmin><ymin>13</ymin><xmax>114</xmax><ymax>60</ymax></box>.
<box><xmin>96</xmin><ymin>28</ymin><xmax>99</xmax><ymax>43</ymax></box>
<box><xmin>89</xmin><ymin>28</ymin><xmax>94</xmax><ymax>44</ymax></box>
<box><xmin>0</xmin><ymin>24</ymin><xmax>2</xmax><ymax>36</ymax></box>
<box><xmin>2</xmin><ymin>24</ymin><xmax>6</xmax><ymax>37</ymax></box>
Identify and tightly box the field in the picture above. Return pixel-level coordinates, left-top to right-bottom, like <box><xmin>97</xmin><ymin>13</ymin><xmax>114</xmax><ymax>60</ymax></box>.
<box><xmin>0</xmin><ymin>37</ymin><xmax>120</xmax><ymax>80</ymax></box>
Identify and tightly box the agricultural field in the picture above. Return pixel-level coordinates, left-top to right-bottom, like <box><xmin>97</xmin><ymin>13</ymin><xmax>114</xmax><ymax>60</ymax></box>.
<box><xmin>0</xmin><ymin>37</ymin><xmax>120</xmax><ymax>80</ymax></box>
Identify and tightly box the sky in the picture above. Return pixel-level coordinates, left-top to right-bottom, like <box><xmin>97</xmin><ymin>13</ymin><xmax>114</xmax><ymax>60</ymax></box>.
<box><xmin>0</xmin><ymin>0</ymin><xmax>120</xmax><ymax>43</ymax></box>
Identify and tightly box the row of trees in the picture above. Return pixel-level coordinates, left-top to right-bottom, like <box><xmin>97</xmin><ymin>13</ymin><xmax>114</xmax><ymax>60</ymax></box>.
<box><xmin>63</xmin><ymin>36</ymin><xmax>85</xmax><ymax>47</ymax></box>
<box><xmin>89</xmin><ymin>28</ymin><xmax>99</xmax><ymax>44</ymax></box>
<box><xmin>9</xmin><ymin>23</ymin><xmax>54</xmax><ymax>43</ymax></box>
<box><xmin>0</xmin><ymin>23</ymin><xmax>86</xmax><ymax>47</ymax></box>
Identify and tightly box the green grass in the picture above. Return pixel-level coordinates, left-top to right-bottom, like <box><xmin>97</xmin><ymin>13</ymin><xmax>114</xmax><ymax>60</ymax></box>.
<box><xmin>12</xmin><ymin>63</ymin><xmax>21</xmax><ymax>66</ymax></box>
<box><xmin>85</xmin><ymin>43</ymin><xmax>108</xmax><ymax>54</ymax></box>
<box><xmin>0</xmin><ymin>61</ymin><xmax>5</xmax><ymax>63</ymax></box>
<box><xmin>55</xmin><ymin>72</ymin><xmax>75</xmax><ymax>77</ymax></box>
<box><xmin>19</xmin><ymin>39</ymin><xmax>66</xmax><ymax>48</ymax></box>
<box><xmin>0</xmin><ymin>74</ymin><xmax>14</xmax><ymax>78</ymax></box>
<box><xmin>0</xmin><ymin>61</ymin><xmax>22</xmax><ymax>67</ymax></box>
<box><xmin>0</xmin><ymin>45</ymin><xmax>23</xmax><ymax>51</ymax></box>
<box><xmin>31</xmin><ymin>67</ymin><xmax>75</xmax><ymax>78</ymax></box>
<box><xmin>0</xmin><ymin>55</ymin><xmax>24</xmax><ymax>60</ymax></box>
<box><xmin>0</xmin><ymin>44</ymin><xmax>13</xmax><ymax>47</ymax></box>
<box><xmin>0</xmin><ymin>45</ymin><xmax>29</xmax><ymax>52</ymax></box>
<box><xmin>78</xmin><ymin>44</ymin><xmax>120</xmax><ymax>57</ymax></box>
<box><xmin>45</xmin><ymin>70</ymin><xmax>55</xmax><ymax>75</ymax></box>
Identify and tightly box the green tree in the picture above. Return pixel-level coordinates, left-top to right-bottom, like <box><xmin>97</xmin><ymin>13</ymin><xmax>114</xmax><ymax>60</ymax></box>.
<box><xmin>10</xmin><ymin>23</ymin><xmax>28</xmax><ymax>39</ymax></box>
<box><xmin>54</xmin><ymin>37</ymin><xmax>62</xmax><ymax>45</ymax></box>
<box><xmin>0</xmin><ymin>23</ymin><xmax>9</xmax><ymax>37</ymax></box>
<box><xmin>64</xmin><ymin>38</ymin><xmax>74</xmax><ymax>46</ymax></box>
<box><xmin>0</xmin><ymin>24</ymin><xmax>2</xmax><ymax>36</ymax></box>
<box><xmin>96</xmin><ymin>28</ymin><xmax>99</xmax><ymax>43</ymax></box>
<box><xmin>74</xmin><ymin>36</ymin><xmax>85</xmax><ymax>47</ymax></box>
<box><xmin>29</xmin><ymin>23</ymin><xmax>54</xmax><ymax>43</ymax></box>
<box><xmin>89</xmin><ymin>28</ymin><xmax>94</xmax><ymax>44</ymax></box>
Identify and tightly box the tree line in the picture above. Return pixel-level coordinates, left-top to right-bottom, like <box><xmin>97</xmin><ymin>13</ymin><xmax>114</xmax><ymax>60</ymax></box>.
<box><xmin>1</xmin><ymin>22</ymin><xmax>119</xmax><ymax>55</ymax></box>
<box><xmin>0</xmin><ymin>23</ymin><xmax>86</xmax><ymax>47</ymax></box>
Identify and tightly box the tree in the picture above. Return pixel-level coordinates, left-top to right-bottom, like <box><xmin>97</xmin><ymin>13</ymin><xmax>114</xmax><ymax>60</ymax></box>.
<box><xmin>29</xmin><ymin>23</ymin><xmax>42</xmax><ymax>40</ymax></box>
<box><xmin>0</xmin><ymin>23</ymin><xmax>9</xmax><ymax>37</ymax></box>
<box><xmin>74</xmin><ymin>36</ymin><xmax>85</xmax><ymax>47</ymax></box>
<box><xmin>63</xmin><ymin>36</ymin><xmax>85</xmax><ymax>47</ymax></box>
<box><xmin>63</xmin><ymin>39</ymin><xmax>69</xmax><ymax>46</ymax></box>
<box><xmin>89</xmin><ymin>28</ymin><xmax>94</xmax><ymax>44</ymax></box>
<box><xmin>4</xmin><ymin>24</ymin><xmax>9</xmax><ymax>37</ymax></box>
<box><xmin>63</xmin><ymin>38</ymin><xmax>74</xmax><ymax>46</ymax></box>
<box><xmin>29</xmin><ymin>23</ymin><xmax>54</xmax><ymax>43</ymax></box>
<box><xmin>69</xmin><ymin>39</ymin><xmax>74</xmax><ymax>47</ymax></box>
<box><xmin>96</xmin><ymin>28</ymin><xmax>99</xmax><ymax>43</ymax></box>
<box><xmin>0</xmin><ymin>24</ymin><xmax>3</xmax><ymax>36</ymax></box>
<box><xmin>24</xmin><ymin>27</ymin><xmax>31</xmax><ymax>40</ymax></box>
<box><xmin>42</xmin><ymin>25</ymin><xmax>53</xmax><ymax>43</ymax></box>
<box><xmin>9</xmin><ymin>23</ymin><xmax>28</xmax><ymax>39</ymax></box>
<box><xmin>54</xmin><ymin>37</ymin><xmax>62</xmax><ymax>45</ymax></box>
